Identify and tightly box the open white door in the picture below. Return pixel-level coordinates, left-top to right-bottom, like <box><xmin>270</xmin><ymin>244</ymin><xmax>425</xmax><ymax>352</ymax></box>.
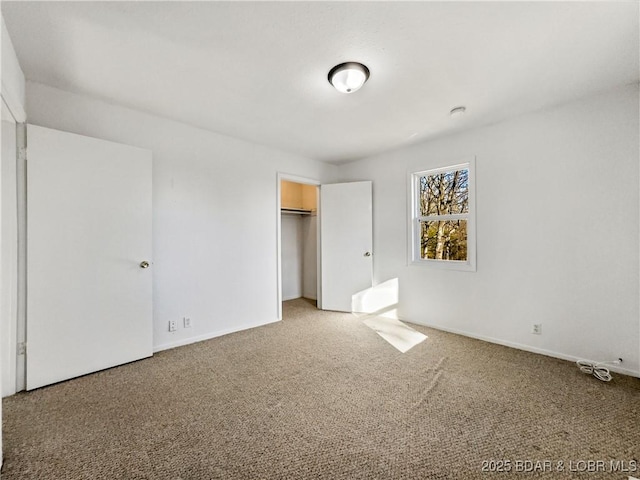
<box><xmin>26</xmin><ymin>125</ymin><xmax>153</xmax><ymax>390</ymax></box>
<box><xmin>320</xmin><ymin>181</ymin><xmax>373</xmax><ymax>312</ymax></box>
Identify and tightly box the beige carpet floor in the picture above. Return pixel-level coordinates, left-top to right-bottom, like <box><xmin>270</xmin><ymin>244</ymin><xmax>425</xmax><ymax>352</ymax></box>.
<box><xmin>2</xmin><ymin>298</ymin><xmax>639</xmax><ymax>479</ymax></box>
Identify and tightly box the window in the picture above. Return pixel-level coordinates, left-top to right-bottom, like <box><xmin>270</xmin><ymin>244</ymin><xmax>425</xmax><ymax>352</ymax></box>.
<box><xmin>409</xmin><ymin>159</ymin><xmax>476</xmax><ymax>271</ymax></box>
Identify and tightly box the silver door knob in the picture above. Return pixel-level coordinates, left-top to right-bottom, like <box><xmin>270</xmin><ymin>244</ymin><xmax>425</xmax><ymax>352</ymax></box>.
<box><xmin>364</xmin><ymin>252</ymin><xmax>372</xmax><ymax>257</ymax></box>
<box><xmin>139</xmin><ymin>261</ymin><xmax>150</xmax><ymax>269</ymax></box>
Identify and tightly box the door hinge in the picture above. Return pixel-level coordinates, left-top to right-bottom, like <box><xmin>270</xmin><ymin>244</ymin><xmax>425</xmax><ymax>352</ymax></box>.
<box><xmin>17</xmin><ymin>342</ymin><xmax>26</xmax><ymax>355</ymax></box>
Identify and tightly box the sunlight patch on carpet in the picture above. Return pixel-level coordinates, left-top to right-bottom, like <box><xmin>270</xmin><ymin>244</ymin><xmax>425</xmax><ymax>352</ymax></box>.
<box><xmin>362</xmin><ymin>316</ymin><xmax>427</xmax><ymax>353</ymax></box>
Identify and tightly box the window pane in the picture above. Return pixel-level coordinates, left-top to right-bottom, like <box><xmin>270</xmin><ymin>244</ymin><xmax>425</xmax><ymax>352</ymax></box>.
<box><xmin>420</xmin><ymin>220</ymin><xmax>467</xmax><ymax>261</ymax></box>
<box><xmin>419</xmin><ymin>169</ymin><xmax>469</xmax><ymax>216</ymax></box>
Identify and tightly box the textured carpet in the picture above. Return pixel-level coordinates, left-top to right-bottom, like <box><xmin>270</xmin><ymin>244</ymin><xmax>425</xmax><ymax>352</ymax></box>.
<box><xmin>2</xmin><ymin>298</ymin><xmax>639</xmax><ymax>479</ymax></box>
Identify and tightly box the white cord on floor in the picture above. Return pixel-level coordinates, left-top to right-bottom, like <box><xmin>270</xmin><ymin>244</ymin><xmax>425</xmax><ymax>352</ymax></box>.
<box><xmin>576</xmin><ymin>359</ymin><xmax>622</xmax><ymax>382</ymax></box>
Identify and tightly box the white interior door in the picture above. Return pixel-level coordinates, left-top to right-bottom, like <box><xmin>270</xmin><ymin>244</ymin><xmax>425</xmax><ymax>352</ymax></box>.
<box><xmin>320</xmin><ymin>181</ymin><xmax>373</xmax><ymax>312</ymax></box>
<box><xmin>27</xmin><ymin>125</ymin><xmax>153</xmax><ymax>390</ymax></box>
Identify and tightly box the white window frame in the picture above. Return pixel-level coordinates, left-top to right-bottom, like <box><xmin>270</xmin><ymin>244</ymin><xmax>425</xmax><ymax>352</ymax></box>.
<box><xmin>408</xmin><ymin>157</ymin><xmax>476</xmax><ymax>271</ymax></box>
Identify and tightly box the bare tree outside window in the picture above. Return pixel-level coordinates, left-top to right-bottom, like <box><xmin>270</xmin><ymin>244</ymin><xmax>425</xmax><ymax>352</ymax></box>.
<box><xmin>419</xmin><ymin>168</ymin><xmax>469</xmax><ymax>261</ymax></box>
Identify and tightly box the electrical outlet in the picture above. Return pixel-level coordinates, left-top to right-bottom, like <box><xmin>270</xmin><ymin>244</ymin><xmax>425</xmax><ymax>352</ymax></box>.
<box><xmin>168</xmin><ymin>320</ymin><xmax>177</xmax><ymax>332</ymax></box>
<box><xmin>531</xmin><ymin>324</ymin><xmax>542</xmax><ymax>335</ymax></box>
<box><xmin>183</xmin><ymin>317</ymin><xmax>192</xmax><ymax>328</ymax></box>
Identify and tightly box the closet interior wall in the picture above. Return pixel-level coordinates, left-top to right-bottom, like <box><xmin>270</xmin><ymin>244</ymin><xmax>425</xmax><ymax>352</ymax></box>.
<box><xmin>281</xmin><ymin>181</ymin><xmax>317</xmax><ymax>302</ymax></box>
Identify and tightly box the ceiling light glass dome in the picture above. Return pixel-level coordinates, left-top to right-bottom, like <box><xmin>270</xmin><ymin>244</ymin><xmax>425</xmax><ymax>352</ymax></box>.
<box><xmin>328</xmin><ymin>62</ymin><xmax>370</xmax><ymax>94</ymax></box>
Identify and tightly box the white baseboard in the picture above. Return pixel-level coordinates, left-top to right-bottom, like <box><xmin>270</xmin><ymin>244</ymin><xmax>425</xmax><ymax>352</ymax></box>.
<box><xmin>153</xmin><ymin>317</ymin><xmax>280</xmax><ymax>353</ymax></box>
<box><xmin>404</xmin><ymin>319</ymin><xmax>640</xmax><ymax>378</ymax></box>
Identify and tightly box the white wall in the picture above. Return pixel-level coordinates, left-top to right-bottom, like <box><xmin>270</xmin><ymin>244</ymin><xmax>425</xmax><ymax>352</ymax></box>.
<box><xmin>339</xmin><ymin>83</ymin><xmax>640</xmax><ymax>376</ymax></box>
<box><xmin>281</xmin><ymin>213</ymin><xmax>303</xmax><ymax>300</ymax></box>
<box><xmin>1</xmin><ymin>15</ymin><xmax>25</xmax><ymax>122</ymax></box>
<box><xmin>26</xmin><ymin>81</ymin><xmax>338</xmax><ymax>352</ymax></box>
<box><xmin>301</xmin><ymin>215</ymin><xmax>317</xmax><ymax>300</ymax></box>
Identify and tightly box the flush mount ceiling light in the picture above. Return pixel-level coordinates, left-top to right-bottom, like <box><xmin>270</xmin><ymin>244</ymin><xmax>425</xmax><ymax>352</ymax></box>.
<box><xmin>450</xmin><ymin>106</ymin><xmax>466</xmax><ymax>118</ymax></box>
<box><xmin>328</xmin><ymin>62</ymin><xmax>370</xmax><ymax>94</ymax></box>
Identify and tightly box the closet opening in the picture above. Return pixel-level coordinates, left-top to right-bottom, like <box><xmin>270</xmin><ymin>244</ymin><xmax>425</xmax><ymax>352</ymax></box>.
<box><xmin>276</xmin><ymin>175</ymin><xmax>320</xmax><ymax>320</ymax></box>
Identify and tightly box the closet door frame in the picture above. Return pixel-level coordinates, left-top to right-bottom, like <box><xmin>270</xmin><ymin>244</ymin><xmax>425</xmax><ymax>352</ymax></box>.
<box><xmin>276</xmin><ymin>173</ymin><xmax>320</xmax><ymax>320</ymax></box>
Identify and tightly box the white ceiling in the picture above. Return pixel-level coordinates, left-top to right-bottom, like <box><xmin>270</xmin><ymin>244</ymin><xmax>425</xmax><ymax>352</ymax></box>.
<box><xmin>2</xmin><ymin>1</ymin><xmax>638</xmax><ymax>164</ymax></box>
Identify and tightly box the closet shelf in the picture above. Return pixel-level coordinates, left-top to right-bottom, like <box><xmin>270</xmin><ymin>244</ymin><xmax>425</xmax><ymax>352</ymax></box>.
<box><xmin>281</xmin><ymin>207</ymin><xmax>313</xmax><ymax>215</ymax></box>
